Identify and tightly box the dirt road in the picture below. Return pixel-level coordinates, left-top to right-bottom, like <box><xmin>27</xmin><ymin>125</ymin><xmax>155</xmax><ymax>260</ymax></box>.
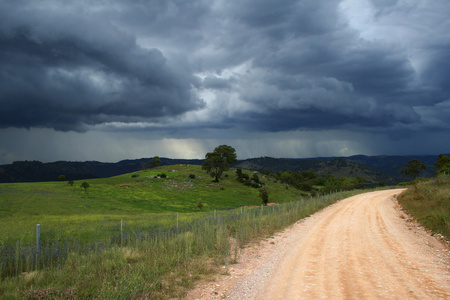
<box><xmin>186</xmin><ymin>189</ymin><xmax>450</xmax><ymax>299</ymax></box>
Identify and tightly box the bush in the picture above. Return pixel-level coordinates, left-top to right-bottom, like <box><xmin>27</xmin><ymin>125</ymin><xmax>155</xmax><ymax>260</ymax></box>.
<box><xmin>241</xmin><ymin>173</ymin><xmax>250</xmax><ymax>180</ymax></box>
<box><xmin>131</xmin><ymin>174</ymin><xmax>139</xmax><ymax>178</ymax></box>
<box><xmin>259</xmin><ymin>187</ymin><xmax>269</xmax><ymax>205</ymax></box>
<box><xmin>189</xmin><ymin>174</ymin><xmax>196</xmax><ymax>179</ymax></box>
<box><xmin>159</xmin><ymin>173</ymin><xmax>167</xmax><ymax>178</ymax></box>
<box><xmin>252</xmin><ymin>173</ymin><xmax>260</xmax><ymax>184</ymax></box>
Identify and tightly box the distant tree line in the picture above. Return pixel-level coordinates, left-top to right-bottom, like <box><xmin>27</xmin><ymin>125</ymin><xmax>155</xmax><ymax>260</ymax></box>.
<box><xmin>269</xmin><ymin>170</ymin><xmax>366</xmax><ymax>194</ymax></box>
<box><xmin>399</xmin><ymin>154</ymin><xmax>450</xmax><ymax>180</ymax></box>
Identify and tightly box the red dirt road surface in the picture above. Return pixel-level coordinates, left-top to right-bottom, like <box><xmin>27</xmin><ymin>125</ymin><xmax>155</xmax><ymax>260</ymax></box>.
<box><xmin>186</xmin><ymin>189</ymin><xmax>450</xmax><ymax>299</ymax></box>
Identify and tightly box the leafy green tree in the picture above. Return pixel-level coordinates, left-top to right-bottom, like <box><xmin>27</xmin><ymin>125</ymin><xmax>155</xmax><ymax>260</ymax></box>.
<box><xmin>400</xmin><ymin>159</ymin><xmax>426</xmax><ymax>180</ymax></box>
<box><xmin>149</xmin><ymin>156</ymin><xmax>161</xmax><ymax>168</ymax></box>
<box><xmin>435</xmin><ymin>154</ymin><xmax>450</xmax><ymax>175</ymax></box>
<box><xmin>202</xmin><ymin>152</ymin><xmax>228</xmax><ymax>182</ymax></box>
<box><xmin>80</xmin><ymin>181</ymin><xmax>90</xmax><ymax>192</ymax></box>
<box><xmin>58</xmin><ymin>175</ymin><xmax>65</xmax><ymax>181</ymax></box>
<box><xmin>68</xmin><ymin>180</ymin><xmax>74</xmax><ymax>186</ymax></box>
<box><xmin>213</xmin><ymin>145</ymin><xmax>237</xmax><ymax>165</ymax></box>
<box><xmin>259</xmin><ymin>186</ymin><xmax>269</xmax><ymax>206</ymax></box>
<box><xmin>202</xmin><ymin>145</ymin><xmax>237</xmax><ymax>182</ymax></box>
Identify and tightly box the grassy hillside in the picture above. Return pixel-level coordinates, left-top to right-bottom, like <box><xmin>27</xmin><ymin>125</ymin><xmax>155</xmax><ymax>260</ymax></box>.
<box><xmin>0</xmin><ymin>164</ymin><xmax>303</xmax><ymax>244</ymax></box>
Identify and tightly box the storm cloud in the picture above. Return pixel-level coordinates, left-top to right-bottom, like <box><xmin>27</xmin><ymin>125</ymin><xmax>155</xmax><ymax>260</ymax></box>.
<box><xmin>0</xmin><ymin>0</ymin><xmax>449</xmax><ymax>163</ymax></box>
<box><xmin>0</xmin><ymin>1</ymin><xmax>204</xmax><ymax>131</ymax></box>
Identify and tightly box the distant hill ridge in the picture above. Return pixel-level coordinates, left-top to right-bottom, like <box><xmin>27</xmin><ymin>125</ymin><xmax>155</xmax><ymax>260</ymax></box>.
<box><xmin>0</xmin><ymin>154</ymin><xmax>446</xmax><ymax>184</ymax></box>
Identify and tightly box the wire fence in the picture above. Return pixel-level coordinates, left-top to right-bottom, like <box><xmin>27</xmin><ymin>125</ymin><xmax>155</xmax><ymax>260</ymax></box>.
<box><xmin>0</xmin><ymin>190</ymin><xmax>366</xmax><ymax>279</ymax></box>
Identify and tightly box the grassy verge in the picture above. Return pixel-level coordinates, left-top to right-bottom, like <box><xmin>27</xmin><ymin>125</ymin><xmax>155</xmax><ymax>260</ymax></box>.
<box><xmin>398</xmin><ymin>176</ymin><xmax>450</xmax><ymax>240</ymax></box>
<box><xmin>0</xmin><ymin>189</ymin><xmax>365</xmax><ymax>299</ymax></box>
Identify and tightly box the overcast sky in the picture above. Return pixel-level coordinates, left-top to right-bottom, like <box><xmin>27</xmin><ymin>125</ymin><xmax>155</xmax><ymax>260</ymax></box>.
<box><xmin>1</xmin><ymin>0</ymin><xmax>449</xmax><ymax>164</ymax></box>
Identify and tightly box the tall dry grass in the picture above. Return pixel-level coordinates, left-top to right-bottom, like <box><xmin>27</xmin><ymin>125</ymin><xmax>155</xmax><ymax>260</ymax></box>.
<box><xmin>398</xmin><ymin>176</ymin><xmax>450</xmax><ymax>240</ymax></box>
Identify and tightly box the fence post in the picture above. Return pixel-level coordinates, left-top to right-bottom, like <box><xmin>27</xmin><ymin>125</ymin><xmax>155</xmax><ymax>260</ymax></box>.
<box><xmin>36</xmin><ymin>224</ymin><xmax>41</xmax><ymax>253</ymax></box>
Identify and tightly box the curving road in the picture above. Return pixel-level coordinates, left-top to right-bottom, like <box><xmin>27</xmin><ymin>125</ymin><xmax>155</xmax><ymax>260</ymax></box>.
<box><xmin>254</xmin><ymin>189</ymin><xmax>450</xmax><ymax>299</ymax></box>
<box><xmin>188</xmin><ymin>189</ymin><xmax>450</xmax><ymax>299</ymax></box>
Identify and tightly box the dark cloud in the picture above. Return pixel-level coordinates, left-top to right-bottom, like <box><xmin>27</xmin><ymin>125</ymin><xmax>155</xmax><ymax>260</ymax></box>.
<box><xmin>0</xmin><ymin>1</ymin><xmax>204</xmax><ymax>131</ymax></box>
<box><xmin>0</xmin><ymin>0</ymin><xmax>449</xmax><ymax>163</ymax></box>
<box><xmin>197</xmin><ymin>0</ymin><xmax>450</xmax><ymax>133</ymax></box>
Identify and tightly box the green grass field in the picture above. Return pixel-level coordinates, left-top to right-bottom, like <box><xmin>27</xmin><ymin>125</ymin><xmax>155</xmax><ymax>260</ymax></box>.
<box><xmin>1</xmin><ymin>164</ymin><xmax>367</xmax><ymax>298</ymax></box>
<box><xmin>0</xmin><ymin>165</ymin><xmax>305</xmax><ymax>244</ymax></box>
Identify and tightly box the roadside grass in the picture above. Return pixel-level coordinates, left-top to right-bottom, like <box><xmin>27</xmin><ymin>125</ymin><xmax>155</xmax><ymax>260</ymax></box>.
<box><xmin>398</xmin><ymin>175</ymin><xmax>450</xmax><ymax>240</ymax></box>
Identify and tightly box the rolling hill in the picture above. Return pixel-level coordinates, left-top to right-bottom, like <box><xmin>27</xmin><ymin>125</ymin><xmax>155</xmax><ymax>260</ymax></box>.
<box><xmin>0</xmin><ymin>154</ymin><xmax>445</xmax><ymax>184</ymax></box>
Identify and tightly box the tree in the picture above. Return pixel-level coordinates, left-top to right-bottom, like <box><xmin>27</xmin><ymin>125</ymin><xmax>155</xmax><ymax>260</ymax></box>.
<box><xmin>68</xmin><ymin>180</ymin><xmax>74</xmax><ymax>186</ymax></box>
<box><xmin>149</xmin><ymin>156</ymin><xmax>161</xmax><ymax>168</ymax></box>
<box><xmin>435</xmin><ymin>154</ymin><xmax>450</xmax><ymax>175</ymax></box>
<box><xmin>80</xmin><ymin>181</ymin><xmax>90</xmax><ymax>192</ymax></box>
<box><xmin>202</xmin><ymin>145</ymin><xmax>237</xmax><ymax>182</ymax></box>
<box><xmin>400</xmin><ymin>159</ymin><xmax>426</xmax><ymax>180</ymax></box>
<box><xmin>202</xmin><ymin>152</ymin><xmax>228</xmax><ymax>182</ymax></box>
<box><xmin>259</xmin><ymin>186</ymin><xmax>269</xmax><ymax>206</ymax></box>
<box><xmin>58</xmin><ymin>175</ymin><xmax>65</xmax><ymax>181</ymax></box>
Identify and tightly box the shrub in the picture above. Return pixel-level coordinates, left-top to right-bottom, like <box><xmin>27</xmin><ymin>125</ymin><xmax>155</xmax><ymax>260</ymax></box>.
<box><xmin>68</xmin><ymin>180</ymin><xmax>74</xmax><ymax>186</ymax></box>
<box><xmin>131</xmin><ymin>174</ymin><xmax>139</xmax><ymax>178</ymax></box>
<box><xmin>189</xmin><ymin>174</ymin><xmax>196</xmax><ymax>179</ymax></box>
<box><xmin>159</xmin><ymin>173</ymin><xmax>167</xmax><ymax>178</ymax></box>
<box><xmin>259</xmin><ymin>187</ymin><xmax>269</xmax><ymax>205</ymax></box>
<box><xmin>252</xmin><ymin>173</ymin><xmax>260</xmax><ymax>184</ymax></box>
